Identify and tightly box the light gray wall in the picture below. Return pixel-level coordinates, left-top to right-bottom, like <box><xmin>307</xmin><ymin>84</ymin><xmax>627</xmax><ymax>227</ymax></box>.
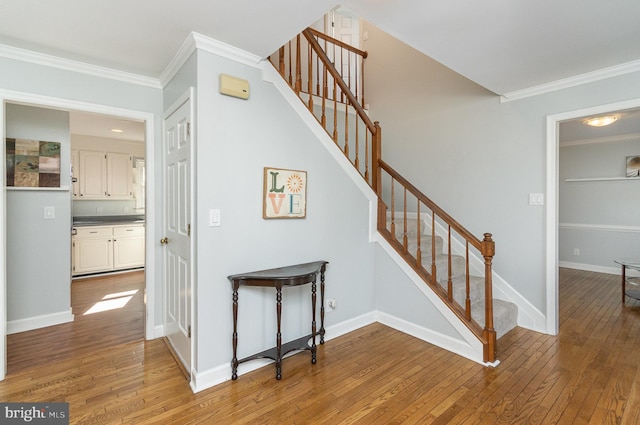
<box><xmin>559</xmin><ymin>138</ymin><xmax>640</xmax><ymax>268</ymax></box>
<box><xmin>362</xmin><ymin>22</ymin><xmax>640</xmax><ymax>313</ymax></box>
<box><xmin>190</xmin><ymin>50</ymin><xmax>376</xmax><ymax>373</ymax></box>
<box><xmin>0</xmin><ymin>56</ymin><xmax>163</xmax><ymax>327</ymax></box>
<box><xmin>5</xmin><ymin>104</ymin><xmax>71</xmax><ymax>321</ymax></box>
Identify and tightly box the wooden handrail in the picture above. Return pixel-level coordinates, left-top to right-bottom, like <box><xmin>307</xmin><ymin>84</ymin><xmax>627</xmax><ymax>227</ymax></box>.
<box><xmin>378</xmin><ymin>159</ymin><xmax>482</xmax><ymax>251</ymax></box>
<box><xmin>306</xmin><ymin>27</ymin><xmax>369</xmax><ymax>58</ymax></box>
<box><xmin>302</xmin><ymin>29</ymin><xmax>376</xmax><ymax>134</ymax></box>
<box><xmin>270</xmin><ymin>27</ymin><xmax>497</xmax><ymax>363</ymax></box>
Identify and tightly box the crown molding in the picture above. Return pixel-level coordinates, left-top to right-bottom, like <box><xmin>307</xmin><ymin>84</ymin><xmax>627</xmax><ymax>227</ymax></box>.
<box><xmin>159</xmin><ymin>32</ymin><xmax>263</xmax><ymax>87</ymax></box>
<box><xmin>0</xmin><ymin>43</ymin><xmax>161</xmax><ymax>89</ymax></box>
<box><xmin>560</xmin><ymin>132</ymin><xmax>640</xmax><ymax>147</ymax></box>
<box><xmin>501</xmin><ymin>58</ymin><xmax>640</xmax><ymax>102</ymax></box>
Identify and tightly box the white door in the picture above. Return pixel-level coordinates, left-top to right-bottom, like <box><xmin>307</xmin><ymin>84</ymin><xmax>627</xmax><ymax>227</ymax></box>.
<box><xmin>326</xmin><ymin>6</ymin><xmax>361</xmax><ymax>94</ymax></box>
<box><xmin>163</xmin><ymin>91</ymin><xmax>193</xmax><ymax>372</ymax></box>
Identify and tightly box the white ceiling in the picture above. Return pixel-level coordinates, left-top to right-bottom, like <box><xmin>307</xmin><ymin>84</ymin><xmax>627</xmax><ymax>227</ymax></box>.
<box><xmin>559</xmin><ymin>107</ymin><xmax>640</xmax><ymax>145</ymax></box>
<box><xmin>69</xmin><ymin>111</ymin><xmax>145</xmax><ymax>143</ymax></box>
<box><xmin>1</xmin><ymin>0</ymin><xmax>639</xmax><ymax>97</ymax></box>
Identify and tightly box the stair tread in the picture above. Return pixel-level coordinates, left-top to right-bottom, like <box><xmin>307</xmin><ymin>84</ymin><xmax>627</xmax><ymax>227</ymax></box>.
<box><xmin>471</xmin><ymin>299</ymin><xmax>518</xmax><ymax>339</ymax></box>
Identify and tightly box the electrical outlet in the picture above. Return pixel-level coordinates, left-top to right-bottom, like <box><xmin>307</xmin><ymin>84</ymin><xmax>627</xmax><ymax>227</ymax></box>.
<box><xmin>328</xmin><ymin>298</ymin><xmax>337</xmax><ymax>309</ymax></box>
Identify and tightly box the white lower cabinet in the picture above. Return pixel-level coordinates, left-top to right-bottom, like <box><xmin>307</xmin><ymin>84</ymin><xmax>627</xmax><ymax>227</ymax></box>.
<box><xmin>113</xmin><ymin>225</ymin><xmax>145</xmax><ymax>270</ymax></box>
<box><xmin>73</xmin><ymin>224</ymin><xmax>145</xmax><ymax>276</ymax></box>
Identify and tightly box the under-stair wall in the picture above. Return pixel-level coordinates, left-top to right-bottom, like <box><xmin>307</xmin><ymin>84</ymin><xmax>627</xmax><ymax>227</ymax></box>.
<box><xmin>263</xmin><ymin>62</ymin><xmax>502</xmax><ymax>365</ymax></box>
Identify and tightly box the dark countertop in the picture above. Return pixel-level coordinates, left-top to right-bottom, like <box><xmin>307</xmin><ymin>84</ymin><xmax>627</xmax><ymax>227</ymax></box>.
<box><xmin>73</xmin><ymin>215</ymin><xmax>145</xmax><ymax>227</ymax></box>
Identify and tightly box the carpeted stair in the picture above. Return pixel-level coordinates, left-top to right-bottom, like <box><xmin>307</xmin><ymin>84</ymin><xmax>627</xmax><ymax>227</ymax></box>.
<box><xmin>388</xmin><ymin>217</ymin><xmax>518</xmax><ymax>338</ymax></box>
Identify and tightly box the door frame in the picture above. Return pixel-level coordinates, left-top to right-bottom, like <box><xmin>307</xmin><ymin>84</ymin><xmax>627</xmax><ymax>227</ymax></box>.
<box><xmin>545</xmin><ymin>96</ymin><xmax>640</xmax><ymax>335</ymax></box>
<box><xmin>161</xmin><ymin>87</ymin><xmax>195</xmax><ymax>377</ymax></box>
<box><xmin>0</xmin><ymin>89</ymin><xmax>156</xmax><ymax>380</ymax></box>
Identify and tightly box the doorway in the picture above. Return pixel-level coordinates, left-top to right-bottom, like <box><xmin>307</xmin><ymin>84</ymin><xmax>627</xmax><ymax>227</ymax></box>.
<box><xmin>0</xmin><ymin>93</ymin><xmax>156</xmax><ymax>380</ymax></box>
<box><xmin>546</xmin><ymin>98</ymin><xmax>640</xmax><ymax>334</ymax></box>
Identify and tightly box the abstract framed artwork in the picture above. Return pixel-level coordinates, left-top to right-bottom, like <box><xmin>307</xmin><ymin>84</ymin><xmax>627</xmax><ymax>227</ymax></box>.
<box><xmin>6</xmin><ymin>138</ymin><xmax>61</xmax><ymax>188</ymax></box>
<box><xmin>263</xmin><ymin>167</ymin><xmax>307</xmax><ymax>219</ymax></box>
<box><xmin>626</xmin><ymin>155</ymin><xmax>640</xmax><ymax>177</ymax></box>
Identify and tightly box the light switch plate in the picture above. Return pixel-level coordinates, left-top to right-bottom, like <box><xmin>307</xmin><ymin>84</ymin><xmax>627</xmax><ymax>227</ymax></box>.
<box><xmin>44</xmin><ymin>206</ymin><xmax>55</xmax><ymax>219</ymax></box>
<box><xmin>529</xmin><ymin>193</ymin><xmax>544</xmax><ymax>206</ymax></box>
<box><xmin>209</xmin><ymin>209</ymin><xmax>221</xmax><ymax>227</ymax></box>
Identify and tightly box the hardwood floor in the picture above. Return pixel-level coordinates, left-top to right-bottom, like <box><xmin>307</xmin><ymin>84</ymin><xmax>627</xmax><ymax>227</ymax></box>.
<box><xmin>6</xmin><ymin>270</ymin><xmax>144</xmax><ymax>375</ymax></box>
<box><xmin>2</xmin><ymin>268</ymin><xmax>640</xmax><ymax>424</ymax></box>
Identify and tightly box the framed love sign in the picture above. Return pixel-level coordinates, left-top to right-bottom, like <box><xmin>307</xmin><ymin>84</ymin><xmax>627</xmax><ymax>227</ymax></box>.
<box><xmin>263</xmin><ymin>167</ymin><xmax>307</xmax><ymax>219</ymax></box>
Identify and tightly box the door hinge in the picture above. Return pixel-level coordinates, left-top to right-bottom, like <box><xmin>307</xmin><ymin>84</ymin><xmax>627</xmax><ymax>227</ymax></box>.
<box><xmin>188</xmin><ymin>223</ymin><xmax>191</xmax><ymax>236</ymax></box>
<box><xmin>187</xmin><ymin>122</ymin><xmax>191</xmax><ymax>137</ymax></box>
<box><xmin>188</xmin><ymin>325</ymin><xmax>192</xmax><ymax>338</ymax></box>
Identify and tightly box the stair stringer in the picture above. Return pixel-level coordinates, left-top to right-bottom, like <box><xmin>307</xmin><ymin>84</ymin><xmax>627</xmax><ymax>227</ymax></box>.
<box><xmin>413</xmin><ymin>212</ymin><xmax>546</xmax><ymax>333</ymax></box>
<box><xmin>262</xmin><ymin>60</ymin><xmax>496</xmax><ymax>366</ymax></box>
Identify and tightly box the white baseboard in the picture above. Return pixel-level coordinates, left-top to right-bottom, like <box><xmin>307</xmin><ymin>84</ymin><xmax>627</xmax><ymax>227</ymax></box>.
<box><xmin>190</xmin><ymin>312</ymin><xmax>377</xmax><ymax>393</ymax></box>
<box><xmin>560</xmin><ymin>261</ymin><xmax>640</xmax><ymax>277</ymax></box>
<box><xmin>374</xmin><ymin>311</ymin><xmax>483</xmax><ymax>364</ymax></box>
<box><xmin>189</xmin><ymin>310</ymin><xmax>498</xmax><ymax>393</ymax></box>
<box><xmin>7</xmin><ymin>309</ymin><xmax>74</xmax><ymax>335</ymax></box>
<box><xmin>153</xmin><ymin>325</ymin><xmax>165</xmax><ymax>339</ymax></box>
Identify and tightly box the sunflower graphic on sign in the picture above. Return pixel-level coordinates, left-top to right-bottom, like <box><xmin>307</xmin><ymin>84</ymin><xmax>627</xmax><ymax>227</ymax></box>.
<box><xmin>263</xmin><ymin>167</ymin><xmax>307</xmax><ymax>219</ymax></box>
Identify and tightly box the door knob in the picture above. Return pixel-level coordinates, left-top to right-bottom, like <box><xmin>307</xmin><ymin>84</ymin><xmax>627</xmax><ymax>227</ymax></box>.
<box><xmin>160</xmin><ymin>237</ymin><xmax>169</xmax><ymax>245</ymax></box>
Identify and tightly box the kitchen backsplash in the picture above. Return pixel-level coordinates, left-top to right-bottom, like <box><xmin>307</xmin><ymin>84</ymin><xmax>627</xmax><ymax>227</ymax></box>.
<box><xmin>73</xmin><ymin>199</ymin><xmax>141</xmax><ymax>217</ymax></box>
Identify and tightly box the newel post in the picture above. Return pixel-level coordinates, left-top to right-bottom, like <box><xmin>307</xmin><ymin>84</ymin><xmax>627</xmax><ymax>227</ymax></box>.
<box><xmin>372</xmin><ymin>121</ymin><xmax>382</xmax><ymax>195</ymax></box>
<box><xmin>481</xmin><ymin>233</ymin><xmax>497</xmax><ymax>363</ymax></box>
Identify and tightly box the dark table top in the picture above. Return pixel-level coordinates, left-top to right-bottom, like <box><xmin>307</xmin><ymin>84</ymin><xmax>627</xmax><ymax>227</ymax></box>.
<box><xmin>228</xmin><ymin>261</ymin><xmax>328</xmax><ymax>286</ymax></box>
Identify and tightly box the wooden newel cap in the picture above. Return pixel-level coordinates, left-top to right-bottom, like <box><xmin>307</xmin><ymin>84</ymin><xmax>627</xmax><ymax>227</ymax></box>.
<box><xmin>482</xmin><ymin>233</ymin><xmax>495</xmax><ymax>257</ymax></box>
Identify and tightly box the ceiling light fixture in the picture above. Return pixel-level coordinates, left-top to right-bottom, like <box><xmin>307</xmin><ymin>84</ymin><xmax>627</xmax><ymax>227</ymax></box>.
<box><xmin>583</xmin><ymin>115</ymin><xmax>619</xmax><ymax>127</ymax></box>
<box><xmin>111</xmin><ymin>128</ymin><xmax>124</xmax><ymax>133</ymax></box>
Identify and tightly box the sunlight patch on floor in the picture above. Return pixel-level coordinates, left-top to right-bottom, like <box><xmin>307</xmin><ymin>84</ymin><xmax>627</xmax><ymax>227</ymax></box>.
<box><xmin>84</xmin><ymin>289</ymin><xmax>139</xmax><ymax>315</ymax></box>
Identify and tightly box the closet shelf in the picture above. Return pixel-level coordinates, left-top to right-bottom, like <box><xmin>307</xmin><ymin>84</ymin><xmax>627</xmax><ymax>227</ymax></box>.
<box><xmin>564</xmin><ymin>176</ymin><xmax>640</xmax><ymax>182</ymax></box>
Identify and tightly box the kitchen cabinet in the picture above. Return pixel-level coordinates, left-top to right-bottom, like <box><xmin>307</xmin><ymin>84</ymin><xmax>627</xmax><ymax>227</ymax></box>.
<box><xmin>77</xmin><ymin>150</ymin><xmax>133</xmax><ymax>199</ymax></box>
<box><xmin>72</xmin><ymin>226</ymin><xmax>114</xmax><ymax>275</ymax></box>
<box><xmin>113</xmin><ymin>225</ymin><xmax>145</xmax><ymax>270</ymax></box>
<box><xmin>107</xmin><ymin>153</ymin><xmax>134</xmax><ymax>199</ymax></box>
<box><xmin>73</xmin><ymin>223</ymin><xmax>145</xmax><ymax>276</ymax></box>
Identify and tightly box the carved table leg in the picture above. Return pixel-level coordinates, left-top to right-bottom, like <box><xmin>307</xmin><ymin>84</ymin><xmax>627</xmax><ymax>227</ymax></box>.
<box><xmin>311</xmin><ymin>275</ymin><xmax>317</xmax><ymax>364</ymax></box>
<box><xmin>320</xmin><ymin>265</ymin><xmax>326</xmax><ymax>344</ymax></box>
<box><xmin>276</xmin><ymin>285</ymin><xmax>282</xmax><ymax>380</ymax></box>
<box><xmin>622</xmin><ymin>265</ymin><xmax>626</xmax><ymax>305</ymax></box>
<box><xmin>231</xmin><ymin>283</ymin><xmax>239</xmax><ymax>380</ymax></box>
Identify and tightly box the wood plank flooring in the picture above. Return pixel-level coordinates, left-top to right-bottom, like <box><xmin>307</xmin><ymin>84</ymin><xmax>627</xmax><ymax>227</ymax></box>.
<box><xmin>6</xmin><ymin>271</ymin><xmax>144</xmax><ymax>375</ymax></box>
<box><xmin>2</xmin><ymin>268</ymin><xmax>640</xmax><ymax>424</ymax></box>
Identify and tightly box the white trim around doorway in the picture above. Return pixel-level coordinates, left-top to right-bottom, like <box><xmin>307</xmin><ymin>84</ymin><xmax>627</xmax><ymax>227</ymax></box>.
<box><xmin>545</xmin><ymin>97</ymin><xmax>640</xmax><ymax>336</ymax></box>
<box><xmin>0</xmin><ymin>88</ymin><xmax>156</xmax><ymax>381</ymax></box>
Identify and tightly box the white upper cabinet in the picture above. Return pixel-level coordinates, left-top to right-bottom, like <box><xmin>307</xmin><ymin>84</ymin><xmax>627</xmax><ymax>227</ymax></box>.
<box><xmin>78</xmin><ymin>150</ymin><xmax>107</xmax><ymax>198</ymax></box>
<box><xmin>77</xmin><ymin>150</ymin><xmax>133</xmax><ymax>199</ymax></box>
<box><xmin>107</xmin><ymin>153</ymin><xmax>133</xmax><ymax>199</ymax></box>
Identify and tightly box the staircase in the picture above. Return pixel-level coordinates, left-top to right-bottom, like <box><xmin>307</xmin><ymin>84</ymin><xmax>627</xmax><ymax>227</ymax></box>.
<box><xmin>390</xmin><ymin>217</ymin><xmax>517</xmax><ymax>339</ymax></box>
<box><xmin>270</xmin><ymin>28</ymin><xmax>518</xmax><ymax>363</ymax></box>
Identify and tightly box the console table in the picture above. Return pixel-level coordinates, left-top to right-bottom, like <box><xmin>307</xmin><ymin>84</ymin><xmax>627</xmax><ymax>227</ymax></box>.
<box><xmin>228</xmin><ymin>260</ymin><xmax>328</xmax><ymax>380</ymax></box>
<box><xmin>614</xmin><ymin>259</ymin><xmax>640</xmax><ymax>305</ymax></box>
